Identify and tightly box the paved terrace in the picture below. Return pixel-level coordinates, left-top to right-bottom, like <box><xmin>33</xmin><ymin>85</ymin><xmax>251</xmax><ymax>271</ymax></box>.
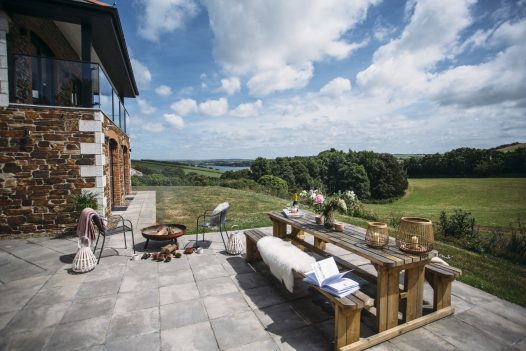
<box><xmin>0</xmin><ymin>191</ymin><xmax>524</xmax><ymax>351</ymax></box>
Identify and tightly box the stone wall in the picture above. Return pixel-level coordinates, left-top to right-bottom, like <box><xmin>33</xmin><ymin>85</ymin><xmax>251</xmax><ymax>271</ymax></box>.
<box><xmin>0</xmin><ymin>106</ymin><xmax>96</xmax><ymax>237</ymax></box>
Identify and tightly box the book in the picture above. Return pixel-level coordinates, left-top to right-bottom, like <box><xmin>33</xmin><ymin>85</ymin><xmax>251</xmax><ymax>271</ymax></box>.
<box><xmin>303</xmin><ymin>257</ymin><xmax>360</xmax><ymax>298</ymax></box>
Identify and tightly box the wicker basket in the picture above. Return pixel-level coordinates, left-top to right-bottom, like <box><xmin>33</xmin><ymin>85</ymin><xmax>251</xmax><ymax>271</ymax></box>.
<box><xmin>365</xmin><ymin>222</ymin><xmax>389</xmax><ymax>249</ymax></box>
<box><xmin>72</xmin><ymin>237</ymin><xmax>97</xmax><ymax>273</ymax></box>
<box><xmin>396</xmin><ymin>217</ymin><xmax>434</xmax><ymax>254</ymax></box>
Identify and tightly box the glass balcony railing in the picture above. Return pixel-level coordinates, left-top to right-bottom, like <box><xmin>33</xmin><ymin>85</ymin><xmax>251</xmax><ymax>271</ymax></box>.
<box><xmin>11</xmin><ymin>54</ymin><xmax>129</xmax><ymax>134</ymax></box>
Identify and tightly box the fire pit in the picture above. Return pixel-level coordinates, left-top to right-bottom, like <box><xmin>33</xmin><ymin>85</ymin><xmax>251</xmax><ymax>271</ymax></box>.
<box><xmin>141</xmin><ymin>224</ymin><xmax>186</xmax><ymax>249</ymax></box>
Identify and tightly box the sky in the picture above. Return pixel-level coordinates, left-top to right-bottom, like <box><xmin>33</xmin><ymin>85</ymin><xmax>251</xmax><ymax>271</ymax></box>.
<box><xmin>116</xmin><ymin>0</ymin><xmax>526</xmax><ymax>160</ymax></box>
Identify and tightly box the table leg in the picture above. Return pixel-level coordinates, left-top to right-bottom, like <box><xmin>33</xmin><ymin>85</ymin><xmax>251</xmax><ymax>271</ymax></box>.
<box><xmin>272</xmin><ymin>219</ymin><xmax>287</xmax><ymax>239</ymax></box>
<box><xmin>376</xmin><ymin>266</ymin><xmax>400</xmax><ymax>332</ymax></box>
<box><xmin>290</xmin><ymin>226</ymin><xmax>305</xmax><ymax>250</ymax></box>
<box><xmin>313</xmin><ymin>237</ymin><xmax>326</xmax><ymax>251</ymax></box>
<box><xmin>404</xmin><ymin>264</ymin><xmax>425</xmax><ymax>321</ymax></box>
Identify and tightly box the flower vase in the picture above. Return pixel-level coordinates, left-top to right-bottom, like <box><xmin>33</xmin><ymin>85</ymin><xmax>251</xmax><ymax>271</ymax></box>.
<box><xmin>323</xmin><ymin>211</ymin><xmax>335</xmax><ymax>229</ymax></box>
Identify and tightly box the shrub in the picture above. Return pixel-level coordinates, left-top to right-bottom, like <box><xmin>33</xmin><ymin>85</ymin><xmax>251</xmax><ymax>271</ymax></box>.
<box><xmin>438</xmin><ymin>209</ymin><xmax>475</xmax><ymax>238</ymax></box>
<box><xmin>258</xmin><ymin>175</ymin><xmax>288</xmax><ymax>198</ymax></box>
<box><xmin>221</xmin><ymin>179</ymin><xmax>263</xmax><ymax>192</ymax></box>
<box><xmin>70</xmin><ymin>191</ymin><xmax>98</xmax><ymax>212</ymax></box>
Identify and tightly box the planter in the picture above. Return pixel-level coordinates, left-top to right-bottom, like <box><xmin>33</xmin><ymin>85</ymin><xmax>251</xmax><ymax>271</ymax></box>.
<box><xmin>323</xmin><ymin>211</ymin><xmax>335</xmax><ymax>229</ymax></box>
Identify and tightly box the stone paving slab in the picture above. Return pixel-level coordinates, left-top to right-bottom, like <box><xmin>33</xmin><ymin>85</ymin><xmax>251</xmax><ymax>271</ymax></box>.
<box><xmin>0</xmin><ymin>191</ymin><xmax>525</xmax><ymax>350</ymax></box>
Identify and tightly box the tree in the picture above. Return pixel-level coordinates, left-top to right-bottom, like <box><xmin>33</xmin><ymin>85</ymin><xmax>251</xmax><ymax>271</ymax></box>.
<box><xmin>251</xmin><ymin>157</ymin><xmax>271</xmax><ymax>180</ymax></box>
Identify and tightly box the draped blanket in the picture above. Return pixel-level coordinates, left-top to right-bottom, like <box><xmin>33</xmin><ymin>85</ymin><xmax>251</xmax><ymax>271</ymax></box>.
<box><xmin>77</xmin><ymin>208</ymin><xmax>106</xmax><ymax>241</ymax></box>
<box><xmin>257</xmin><ymin>236</ymin><xmax>315</xmax><ymax>293</ymax></box>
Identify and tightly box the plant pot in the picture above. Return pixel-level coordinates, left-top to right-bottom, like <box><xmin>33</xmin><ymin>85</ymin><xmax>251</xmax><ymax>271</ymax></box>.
<box><xmin>315</xmin><ymin>215</ymin><xmax>324</xmax><ymax>225</ymax></box>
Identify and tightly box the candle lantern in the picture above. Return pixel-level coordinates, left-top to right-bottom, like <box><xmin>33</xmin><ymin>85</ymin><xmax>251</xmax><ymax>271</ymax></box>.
<box><xmin>396</xmin><ymin>217</ymin><xmax>434</xmax><ymax>254</ymax></box>
<box><xmin>365</xmin><ymin>222</ymin><xmax>389</xmax><ymax>249</ymax></box>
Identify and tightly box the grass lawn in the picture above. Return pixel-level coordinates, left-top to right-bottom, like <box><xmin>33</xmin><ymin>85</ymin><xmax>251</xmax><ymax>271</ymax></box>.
<box><xmin>132</xmin><ymin>160</ymin><xmax>223</xmax><ymax>178</ymax></box>
<box><xmin>135</xmin><ymin>185</ymin><xmax>526</xmax><ymax>307</ymax></box>
<box><xmin>365</xmin><ymin>178</ymin><xmax>526</xmax><ymax>228</ymax></box>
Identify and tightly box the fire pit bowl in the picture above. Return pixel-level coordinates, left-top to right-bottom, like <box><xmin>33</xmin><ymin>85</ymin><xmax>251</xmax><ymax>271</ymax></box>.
<box><xmin>141</xmin><ymin>224</ymin><xmax>186</xmax><ymax>249</ymax></box>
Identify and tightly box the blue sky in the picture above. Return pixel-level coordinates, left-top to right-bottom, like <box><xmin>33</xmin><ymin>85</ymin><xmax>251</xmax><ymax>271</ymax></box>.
<box><xmin>117</xmin><ymin>0</ymin><xmax>526</xmax><ymax>160</ymax></box>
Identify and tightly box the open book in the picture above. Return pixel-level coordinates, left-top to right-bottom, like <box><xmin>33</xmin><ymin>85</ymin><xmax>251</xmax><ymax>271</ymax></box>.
<box><xmin>303</xmin><ymin>257</ymin><xmax>360</xmax><ymax>298</ymax></box>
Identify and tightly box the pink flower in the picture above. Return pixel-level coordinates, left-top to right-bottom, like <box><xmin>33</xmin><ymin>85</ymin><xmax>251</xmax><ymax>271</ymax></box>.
<box><xmin>314</xmin><ymin>194</ymin><xmax>324</xmax><ymax>204</ymax></box>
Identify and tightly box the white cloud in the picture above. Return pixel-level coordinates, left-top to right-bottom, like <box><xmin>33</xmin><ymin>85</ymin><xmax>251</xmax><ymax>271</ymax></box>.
<box><xmin>247</xmin><ymin>63</ymin><xmax>313</xmax><ymax>97</ymax></box>
<box><xmin>198</xmin><ymin>97</ymin><xmax>228</xmax><ymax>116</ymax></box>
<box><xmin>137</xmin><ymin>0</ymin><xmax>199</xmax><ymax>42</ymax></box>
<box><xmin>218</xmin><ymin>77</ymin><xmax>241</xmax><ymax>95</ymax></box>
<box><xmin>170</xmin><ymin>98</ymin><xmax>197</xmax><ymax>116</ymax></box>
<box><xmin>155</xmin><ymin>85</ymin><xmax>172</xmax><ymax>96</ymax></box>
<box><xmin>130</xmin><ymin>58</ymin><xmax>152</xmax><ymax>89</ymax></box>
<box><xmin>164</xmin><ymin>113</ymin><xmax>185</xmax><ymax>128</ymax></box>
<box><xmin>203</xmin><ymin>0</ymin><xmax>378</xmax><ymax>96</ymax></box>
<box><xmin>357</xmin><ymin>0</ymin><xmax>475</xmax><ymax>98</ymax></box>
<box><xmin>143</xmin><ymin>123</ymin><xmax>164</xmax><ymax>133</ymax></box>
<box><xmin>230</xmin><ymin>100</ymin><xmax>263</xmax><ymax>117</ymax></box>
<box><xmin>137</xmin><ymin>98</ymin><xmax>156</xmax><ymax>115</ymax></box>
<box><xmin>319</xmin><ymin>77</ymin><xmax>351</xmax><ymax>96</ymax></box>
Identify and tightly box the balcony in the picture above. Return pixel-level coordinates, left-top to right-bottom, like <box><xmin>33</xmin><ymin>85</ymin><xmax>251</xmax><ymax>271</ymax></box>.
<box><xmin>10</xmin><ymin>54</ymin><xmax>129</xmax><ymax>134</ymax></box>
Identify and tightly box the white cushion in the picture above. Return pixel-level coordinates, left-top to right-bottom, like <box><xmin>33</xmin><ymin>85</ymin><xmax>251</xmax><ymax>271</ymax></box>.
<box><xmin>210</xmin><ymin>202</ymin><xmax>229</xmax><ymax>226</ymax></box>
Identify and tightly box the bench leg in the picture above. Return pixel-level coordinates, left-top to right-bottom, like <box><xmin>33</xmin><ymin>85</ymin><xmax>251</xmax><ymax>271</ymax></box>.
<box><xmin>334</xmin><ymin>305</ymin><xmax>361</xmax><ymax>350</ymax></box>
<box><xmin>426</xmin><ymin>274</ymin><xmax>454</xmax><ymax>312</ymax></box>
<box><xmin>245</xmin><ymin>237</ymin><xmax>261</xmax><ymax>263</ymax></box>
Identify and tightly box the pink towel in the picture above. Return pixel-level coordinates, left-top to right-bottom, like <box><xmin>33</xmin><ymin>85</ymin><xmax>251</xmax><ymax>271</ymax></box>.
<box><xmin>77</xmin><ymin>208</ymin><xmax>106</xmax><ymax>241</ymax></box>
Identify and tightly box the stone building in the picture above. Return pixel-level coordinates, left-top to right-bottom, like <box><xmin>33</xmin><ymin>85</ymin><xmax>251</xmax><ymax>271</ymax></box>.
<box><xmin>0</xmin><ymin>0</ymin><xmax>138</xmax><ymax>237</ymax></box>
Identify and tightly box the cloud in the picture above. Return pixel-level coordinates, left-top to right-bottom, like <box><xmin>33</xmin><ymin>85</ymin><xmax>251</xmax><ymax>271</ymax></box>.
<box><xmin>137</xmin><ymin>98</ymin><xmax>156</xmax><ymax>115</ymax></box>
<box><xmin>319</xmin><ymin>77</ymin><xmax>351</xmax><ymax>96</ymax></box>
<box><xmin>130</xmin><ymin>58</ymin><xmax>152</xmax><ymax>89</ymax></box>
<box><xmin>217</xmin><ymin>77</ymin><xmax>241</xmax><ymax>95</ymax></box>
<box><xmin>137</xmin><ymin>0</ymin><xmax>199</xmax><ymax>42</ymax></box>
<box><xmin>198</xmin><ymin>97</ymin><xmax>228</xmax><ymax>116</ymax></box>
<box><xmin>164</xmin><ymin>113</ymin><xmax>185</xmax><ymax>128</ymax></box>
<box><xmin>170</xmin><ymin>98</ymin><xmax>197</xmax><ymax>116</ymax></box>
<box><xmin>143</xmin><ymin>123</ymin><xmax>164</xmax><ymax>133</ymax></box>
<box><xmin>247</xmin><ymin>63</ymin><xmax>313</xmax><ymax>97</ymax></box>
<box><xmin>203</xmin><ymin>0</ymin><xmax>378</xmax><ymax>96</ymax></box>
<box><xmin>230</xmin><ymin>100</ymin><xmax>263</xmax><ymax>117</ymax></box>
<box><xmin>155</xmin><ymin>85</ymin><xmax>172</xmax><ymax>96</ymax></box>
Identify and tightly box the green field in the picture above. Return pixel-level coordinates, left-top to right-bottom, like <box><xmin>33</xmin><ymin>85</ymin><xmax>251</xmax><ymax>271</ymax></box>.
<box><xmin>135</xmin><ymin>185</ymin><xmax>526</xmax><ymax>306</ymax></box>
<box><xmin>365</xmin><ymin>178</ymin><xmax>526</xmax><ymax>228</ymax></box>
<box><xmin>132</xmin><ymin>160</ymin><xmax>223</xmax><ymax>178</ymax></box>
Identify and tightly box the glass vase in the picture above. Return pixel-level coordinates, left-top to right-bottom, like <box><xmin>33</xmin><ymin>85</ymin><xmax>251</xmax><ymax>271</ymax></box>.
<box><xmin>324</xmin><ymin>211</ymin><xmax>335</xmax><ymax>229</ymax></box>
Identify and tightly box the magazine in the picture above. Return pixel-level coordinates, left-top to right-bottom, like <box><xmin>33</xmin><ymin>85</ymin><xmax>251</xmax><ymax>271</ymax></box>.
<box><xmin>303</xmin><ymin>257</ymin><xmax>360</xmax><ymax>298</ymax></box>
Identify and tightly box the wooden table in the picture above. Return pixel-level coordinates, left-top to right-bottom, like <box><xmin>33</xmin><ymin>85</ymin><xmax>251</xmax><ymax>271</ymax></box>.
<box><xmin>268</xmin><ymin>211</ymin><xmax>453</xmax><ymax>350</ymax></box>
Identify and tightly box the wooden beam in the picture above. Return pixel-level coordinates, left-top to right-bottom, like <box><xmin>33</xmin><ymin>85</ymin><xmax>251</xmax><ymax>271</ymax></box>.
<box><xmin>339</xmin><ymin>307</ymin><xmax>454</xmax><ymax>351</ymax></box>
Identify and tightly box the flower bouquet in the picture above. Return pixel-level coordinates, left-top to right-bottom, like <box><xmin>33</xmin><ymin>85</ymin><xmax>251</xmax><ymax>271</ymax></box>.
<box><xmin>322</xmin><ymin>195</ymin><xmax>347</xmax><ymax>229</ymax></box>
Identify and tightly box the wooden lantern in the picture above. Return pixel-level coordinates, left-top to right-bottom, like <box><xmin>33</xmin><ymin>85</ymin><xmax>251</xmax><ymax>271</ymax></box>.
<box><xmin>396</xmin><ymin>217</ymin><xmax>434</xmax><ymax>254</ymax></box>
<box><xmin>365</xmin><ymin>222</ymin><xmax>389</xmax><ymax>249</ymax></box>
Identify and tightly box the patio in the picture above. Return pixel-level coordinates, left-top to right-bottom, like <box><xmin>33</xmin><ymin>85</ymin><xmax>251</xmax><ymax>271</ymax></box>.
<box><xmin>0</xmin><ymin>191</ymin><xmax>524</xmax><ymax>350</ymax></box>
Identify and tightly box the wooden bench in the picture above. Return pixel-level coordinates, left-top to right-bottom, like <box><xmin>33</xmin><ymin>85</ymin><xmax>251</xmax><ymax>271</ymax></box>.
<box><xmin>245</xmin><ymin>229</ymin><xmax>373</xmax><ymax>350</ymax></box>
<box><xmin>424</xmin><ymin>263</ymin><xmax>462</xmax><ymax>312</ymax></box>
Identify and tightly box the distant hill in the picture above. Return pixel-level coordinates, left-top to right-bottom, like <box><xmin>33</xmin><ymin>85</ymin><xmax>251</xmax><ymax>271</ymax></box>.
<box><xmin>493</xmin><ymin>142</ymin><xmax>526</xmax><ymax>152</ymax></box>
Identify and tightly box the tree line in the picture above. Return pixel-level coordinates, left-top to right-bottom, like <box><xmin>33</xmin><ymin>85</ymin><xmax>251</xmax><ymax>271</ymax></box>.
<box><xmin>244</xmin><ymin>148</ymin><xmax>408</xmax><ymax>200</ymax></box>
<box><xmin>403</xmin><ymin>147</ymin><xmax>526</xmax><ymax>177</ymax></box>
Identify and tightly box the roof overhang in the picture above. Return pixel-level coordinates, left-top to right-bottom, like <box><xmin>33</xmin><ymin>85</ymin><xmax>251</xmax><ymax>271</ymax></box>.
<box><xmin>0</xmin><ymin>0</ymin><xmax>139</xmax><ymax>98</ymax></box>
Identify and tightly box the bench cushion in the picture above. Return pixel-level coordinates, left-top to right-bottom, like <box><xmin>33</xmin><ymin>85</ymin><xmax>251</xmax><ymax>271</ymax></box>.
<box><xmin>257</xmin><ymin>236</ymin><xmax>315</xmax><ymax>293</ymax></box>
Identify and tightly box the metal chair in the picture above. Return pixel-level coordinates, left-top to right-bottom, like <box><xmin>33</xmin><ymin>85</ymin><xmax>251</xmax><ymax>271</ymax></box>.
<box><xmin>195</xmin><ymin>202</ymin><xmax>230</xmax><ymax>249</ymax></box>
<box><xmin>93</xmin><ymin>214</ymin><xmax>135</xmax><ymax>263</ymax></box>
